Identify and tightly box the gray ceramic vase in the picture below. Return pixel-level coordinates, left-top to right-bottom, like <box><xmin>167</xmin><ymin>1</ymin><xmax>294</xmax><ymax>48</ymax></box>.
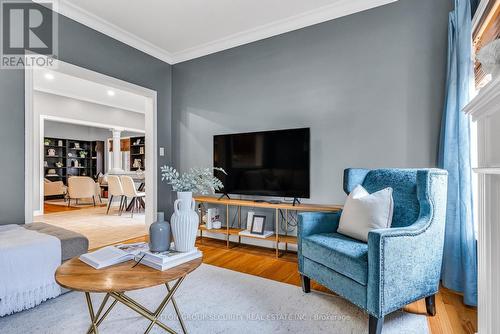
<box><xmin>149</xmin><ymin>212</ymin><xmax>171</xmax><ymax>252</ymax></box>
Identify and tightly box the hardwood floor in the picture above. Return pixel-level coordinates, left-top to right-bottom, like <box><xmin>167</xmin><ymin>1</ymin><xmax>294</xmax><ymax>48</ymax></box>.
<box><xmin>44</xmin><ymin>202</ymin><xmax>107</xmax><ymax>214</ymax></box>
<box><xmin>44</xmin><ymin>203</ymin><xmax>81</xmax><ymax>213</ymax></box>
<box><xmin>115</xmin><ymin>236</ymin><xmax>478</xmax><ymax>334</ymax></box>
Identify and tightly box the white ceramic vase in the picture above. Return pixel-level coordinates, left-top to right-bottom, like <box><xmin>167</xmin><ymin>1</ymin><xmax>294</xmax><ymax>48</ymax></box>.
<box><xmin>171</xmin><ymin>191</ymin><xmax>199</xmax><ymax>252</ymax></box>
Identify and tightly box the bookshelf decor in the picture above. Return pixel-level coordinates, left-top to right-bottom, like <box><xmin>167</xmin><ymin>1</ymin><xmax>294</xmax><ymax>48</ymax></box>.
<box><xmin>43</xmin><ymin>137</ymin><xmax>104</xmax><ymax>185</ymax></box>
<box><xmin>130</xmin><ymin>136</ymin><xmax>145</xmax><ymax>171</ymax></box>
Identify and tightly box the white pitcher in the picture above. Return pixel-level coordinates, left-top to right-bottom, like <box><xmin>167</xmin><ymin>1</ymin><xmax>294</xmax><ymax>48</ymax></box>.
<box><xmin>170</xmin><ymin>191</ymin><xmax>199</xmax><ymax>252</ymax></box>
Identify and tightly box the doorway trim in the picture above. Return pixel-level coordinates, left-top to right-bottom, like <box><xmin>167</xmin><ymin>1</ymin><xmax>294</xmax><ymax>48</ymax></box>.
<box><xmin>25</xmin><ymin>58</ymin><xmax>158</xmax><ymax>225</ymax></box>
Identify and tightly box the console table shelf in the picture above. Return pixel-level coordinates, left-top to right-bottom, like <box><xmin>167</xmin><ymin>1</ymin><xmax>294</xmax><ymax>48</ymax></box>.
<box><xmin>195</xmin><ymin>196</ymin><xmax>342</xmax><ymax>257</ymax></box>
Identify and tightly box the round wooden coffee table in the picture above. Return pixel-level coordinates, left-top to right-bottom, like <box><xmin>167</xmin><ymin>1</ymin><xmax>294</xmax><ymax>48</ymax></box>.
<box><xmin>56</xmin><ymin>257</ymin><xmax>202</xmax><ymax>334</ymax></box>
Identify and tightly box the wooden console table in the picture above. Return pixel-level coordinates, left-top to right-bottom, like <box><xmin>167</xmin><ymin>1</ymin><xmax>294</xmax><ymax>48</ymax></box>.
<box><xmin>194</xmin><ymin>196</ymin><xmax>342</xmax><ymax>257</ymax></box>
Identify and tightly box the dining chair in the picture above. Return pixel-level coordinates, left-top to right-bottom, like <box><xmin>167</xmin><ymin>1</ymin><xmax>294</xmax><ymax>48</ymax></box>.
<box><xmin>120</xmin><ymin>175</ymin><xmax>146</xmax><ymax>217</ymax></box>
<box><xmin>67</xmin><ymin>176</ymin><xmax>99</xmax><ymax>207</ymax></box>
<box><xmin>106</xmin><ymin>175</ymin><xmax>125</xmax><ymax>215</ymax></box>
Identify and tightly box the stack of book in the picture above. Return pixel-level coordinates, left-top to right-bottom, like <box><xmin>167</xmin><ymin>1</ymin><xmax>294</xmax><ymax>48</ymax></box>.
<box><xmin>136</xmin><ymin>247</ymin><xmax>202</xmax><ymax>271</ymax></box>
<box><xmin>79</xmin><ymin>242</ymin><xmax>202</xmax><ymax>271</ymax></box>
<box><xmin>79</xmin><ymin>242</ymin><xmax>149</xmax><ymax>269</ymax></box>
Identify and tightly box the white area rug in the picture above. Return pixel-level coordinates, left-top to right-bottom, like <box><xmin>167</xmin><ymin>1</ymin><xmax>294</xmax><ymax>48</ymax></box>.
<box><xmin>0</xmin><ymin>264</ymin><xmax>428</xmax><ymax>334</ymax></box>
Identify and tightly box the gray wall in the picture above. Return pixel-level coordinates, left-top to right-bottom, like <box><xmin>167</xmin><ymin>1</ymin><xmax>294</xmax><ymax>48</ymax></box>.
<box><xmin>44</xmin><ymin>121</ymin><xmax>143</xmax><ymax>144</ymax></box>
<box><xmin>0</xmin><ymin>0</ymin><xmax>452</xmax><ymax>224</ymax></box>
<box><xmin>172</xmin><ymin>0</ymin><xmax>452</xmax><ymax>204</ymax></box>
<box><xmin>0</xmin><ymin>5</ymin><xmax>173</xmax><ymax>225</ymax></box>
<box><xmin>44</xmin><ymin>120</ymin><xmax>112</xmax><ymax>142</ymax></box>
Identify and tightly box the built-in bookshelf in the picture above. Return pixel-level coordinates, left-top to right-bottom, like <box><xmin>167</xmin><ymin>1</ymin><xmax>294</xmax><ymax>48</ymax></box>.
<box><xmin>44</xmin><ymin>137</ymin><xmax>104</xmax><ymax>185</ymax></box>
<box><xmin>130</xmin><ymin>136</ymin><xmax>145</xmax><ymax>171</ymax></box>
<box><xmin>43</xmin><ymin>137</ymin><xmax>67</xmax><ymax>183</ymax></box>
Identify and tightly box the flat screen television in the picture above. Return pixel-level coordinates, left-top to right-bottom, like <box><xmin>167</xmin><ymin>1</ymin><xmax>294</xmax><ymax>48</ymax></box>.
<box><xmin>214</xmin><ymin>128</ymin><xmax>310</xmax><ymax>199</ymax></box>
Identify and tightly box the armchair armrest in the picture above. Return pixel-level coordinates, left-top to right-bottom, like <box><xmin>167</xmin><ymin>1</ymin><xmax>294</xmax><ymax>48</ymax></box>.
<box><xmin>298</xmin><ymin>211</ymin><xmax>342</xmax><ymax>238</ymax></box>
<box><xmin>297</xmin><ymin>211</ymin><xmax>342</xmax><ymax>274</ymax></box>
<box><xmin>367</xmin><ymin>218</ymin><xmax>444</xmax><ymax>317</ymax></box>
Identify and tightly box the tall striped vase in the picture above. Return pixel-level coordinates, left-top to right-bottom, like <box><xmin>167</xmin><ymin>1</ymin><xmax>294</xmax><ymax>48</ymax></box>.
<box><xmin>171</xmin><ymin>191</ymin><xmax>199</xmax><ymax>252</ymax></box>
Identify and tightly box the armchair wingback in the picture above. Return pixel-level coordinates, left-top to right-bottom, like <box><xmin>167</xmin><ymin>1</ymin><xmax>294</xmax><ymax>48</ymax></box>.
<box><xmin>298</xmin><ymin>168</ymin><xmax>448</xmax><ymax>334</ymax></box>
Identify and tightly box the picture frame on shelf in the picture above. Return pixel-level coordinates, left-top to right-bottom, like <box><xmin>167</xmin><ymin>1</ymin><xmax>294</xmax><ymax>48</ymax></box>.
<box><xmin>250</xmin><ymin>215</ymin><xmax>266</xmax><ymax>235</ymax></box>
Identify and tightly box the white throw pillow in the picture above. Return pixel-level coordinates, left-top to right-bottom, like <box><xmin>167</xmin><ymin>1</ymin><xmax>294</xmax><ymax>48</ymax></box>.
<box><xmin>337</xmin><ymin>185</ymin><xmax>394</xmax><ymax>242</ymax></box>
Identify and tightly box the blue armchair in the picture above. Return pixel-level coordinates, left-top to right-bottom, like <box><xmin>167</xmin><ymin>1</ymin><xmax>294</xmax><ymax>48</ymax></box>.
<box><xmin>298</xmin><ymin>168</ymin><xmax>448</xmax><ymax>334</ymax></box>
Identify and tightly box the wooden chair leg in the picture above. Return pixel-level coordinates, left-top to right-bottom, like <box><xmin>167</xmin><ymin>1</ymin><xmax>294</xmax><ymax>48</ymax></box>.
<box><xmin>92</xmin><ymin>196</ymin><xmax>96</xmax><ymax>207</ymax></box>
<box><xmin>301</xmin><ymin>275</ymin><xmax>311</xmax><ymax>293</ymax></box>
<box><xmin>425</xmin><ymin>294</ymin><xmax>436</xmax><ymax>316</ymax></box>
<box><xmin>106</xmin><ymin>195</ymin><xmax>113</xmax><ymax>215</ymax></box>
<box><xmin>67</xmin><ymin>198</ymin><xmax>71</xmax><ymax>207</ymax></box>
<box><xmin>369</xmin><ymin>315</ymin><xmax>383</xmax><ymax>334</ymax></box>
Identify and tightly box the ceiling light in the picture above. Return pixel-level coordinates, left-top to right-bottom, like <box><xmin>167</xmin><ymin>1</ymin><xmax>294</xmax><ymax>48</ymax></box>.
<box><xmin>107</xmin><ymin>90</ymin><xmax>115</xmax><ymax>96</ymax></box>
<box><xmin>44</xmin><ymin>73</ymin><xmax>54</xmax><ymax>80</ymax></box>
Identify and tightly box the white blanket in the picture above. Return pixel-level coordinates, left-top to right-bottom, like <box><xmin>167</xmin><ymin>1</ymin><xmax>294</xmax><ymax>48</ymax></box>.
<box><xmin>0</xmin><ymin>224</ymin><xmax>62</xmax><ymax>317</ymax></box>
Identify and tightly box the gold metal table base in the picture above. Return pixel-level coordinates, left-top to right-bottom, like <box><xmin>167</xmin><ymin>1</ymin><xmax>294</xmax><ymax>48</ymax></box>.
<box><xmin>84</xmin><ymin>276</ymin><xmax>187</xmax><ymax>334</ymax></box>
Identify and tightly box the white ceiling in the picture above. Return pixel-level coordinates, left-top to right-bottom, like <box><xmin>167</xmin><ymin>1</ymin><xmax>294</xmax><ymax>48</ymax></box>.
<box><xmin>34</xmin><ymin>69</ymin><xmax>147</xmax><ymax>114</ymax></box>
<box><xmin>58</xmin><ymin>0</ymin><xmax>397</xmax><ymax>64</ymax></box>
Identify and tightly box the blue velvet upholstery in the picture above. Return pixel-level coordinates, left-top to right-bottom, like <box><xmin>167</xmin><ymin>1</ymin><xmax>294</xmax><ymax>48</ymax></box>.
<box><xmin>298</xmin><ymin>168</ymin><xmax>448</xmax><ymax>319</ymax></box>
<box><xmin>302</xmin><ymin>233</ymin><xmax>368</xmax><ymax>285</ymax></box>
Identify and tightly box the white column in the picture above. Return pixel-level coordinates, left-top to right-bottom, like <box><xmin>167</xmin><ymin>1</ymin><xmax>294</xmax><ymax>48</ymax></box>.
<box><xmin>110</xmin><ymin>128</ymin><xmax>123</xmax><ymax>173</ymax></box>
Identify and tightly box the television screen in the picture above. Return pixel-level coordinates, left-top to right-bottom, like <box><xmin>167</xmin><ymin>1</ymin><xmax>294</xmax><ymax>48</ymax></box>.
<box><xmin>214</xmin><ymin>128</ymin><xmax>310</xmax><ymax>198</ymax></box>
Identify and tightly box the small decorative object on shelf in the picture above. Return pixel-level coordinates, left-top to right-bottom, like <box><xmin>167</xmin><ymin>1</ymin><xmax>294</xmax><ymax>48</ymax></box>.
<box><xmin>55</xmin><ymin>162</ymin><xmax>63</xmax><ymax>168</ymax></box>
<box><xmin>47</xmin><ymin>148</ymin><xmax>56</xmax><ymax>156</ymax></box>
<box><xmin>68</xmin><ymin>153</ymin><xmax>73</xmax><ymax>157</ymax></box>
<box><xmin>74</xmin><ymin>143</ymin><xmax>80</xmax><ymax>149</ymax></box>
<box><xmin>79</xmin><ymin>151</ymin><xmax>88</xmax><ymax>158</ymax></box>
<box><xmin>58</xmin><ymin>140</ymin><xmax>63</xmax><ymax>147</ymax></box>
<box><xmin>477</xmin><ymin>39</ymin><xmax>500</xmax><ymax>80</ymax></box>
<box><xmin>160</xmin><ymin>165</ymin><xmax>226</xmax><ymax>252</ymax></box>
<box><xmin>47</xmin><ymin>169</ymin><xmax>57</xmax><ymax>175</ymax></box>
<box><xmin>149</xmin><ymin>212</ymin><xmax>172</xmax><ymax>253</ymax></box>
<box><xmin>44</xmin><ymin>161</ymin><xmax>48</xmax><ymax>168</ymax></box>
<box><xmin>44</xmin><ymin>139</ymin><xmax>50</xmax><ymax>146</ymax></box>
<box><xmin>246</xmin><ymin>211</ymin><xmax>255</xmax><ymax>230</ymax></box>
<box><xmin>250</xmin><ymin>215</ymin><xmax>266</xmax><ymax>235</ymax></box>
<box><xmin>133</xmin><ymin>159</ymin><xmax>142</xmax><ymax>171</ymax></box>
<box><xmin>206</xmin><ymin>207</ymin><xmax>219</xmax><ymax>230</ymax></box>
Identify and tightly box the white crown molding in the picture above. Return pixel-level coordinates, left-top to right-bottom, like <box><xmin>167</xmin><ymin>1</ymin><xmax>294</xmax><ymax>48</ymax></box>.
<box><xmin>463</xmin><ymin>75</ymin><xmax>500</xmax><ymax>121</ymax></box>
<box><xmin>50</xmin><ymin>0</ymin><xmax>397</xmax><ymax>65</ymax></box>
<box><xmin>54</xmin><ymin>0</ymin><xmax>174</xmax><ymax>64</ymax></box>
<box><xmin>170</xmin><ymin>0</ymin><xmax>397</xmax><ymax>64</ymax></box>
